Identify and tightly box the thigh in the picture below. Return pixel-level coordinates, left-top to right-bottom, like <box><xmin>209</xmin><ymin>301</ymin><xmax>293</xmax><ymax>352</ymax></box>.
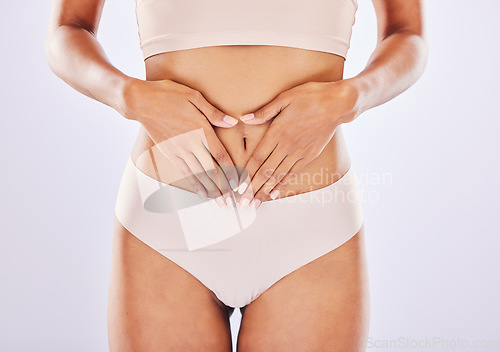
<box><xmin>108</xmin><ymin>216</ymin><xmax>233</xmax><ymax>352</ymax></box>
<box><xmin>237</xmin><ymin>225</ymin><xmax>370</xmax><ymax>352</ymax></box>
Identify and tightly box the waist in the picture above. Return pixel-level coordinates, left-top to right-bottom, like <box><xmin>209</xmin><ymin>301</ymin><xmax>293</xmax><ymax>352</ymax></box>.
<box><xmin>132</xmin><ymin>45</ymin><xmax>351</xmax><ymax>196</ymax></box>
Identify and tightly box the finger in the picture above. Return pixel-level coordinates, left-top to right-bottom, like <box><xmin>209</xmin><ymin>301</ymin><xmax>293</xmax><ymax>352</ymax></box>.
<box><xmin>202</xmin><ymin>129</ymin><xmax>240</xmax><ymax>192</ymax></box>
<box><xmin>180</xmin><ymin>151</ymin><xmax>222</xmax><ymax>201</ymax></box>
<box><xmin>247</xmin><ymin>148</ymin><xmax>287</xmax><ymax>201</ymax></box>
<box><xmin>240</xmin><ymin>93</ymin><xmax>289</xmax><ymax>125</ymax></box>
<box><xmin>168</xmin><ymin>153</ymin><xmax>209</xmax><ymax>201</ymax></box>
<box><xmin>193</xmin><ymin>144</ymin><xmax>235</xmax><ymax>207</ymax></box>
<box><xmin>237</xmin><ymin>173</ymin><xmax>257</xmax><ymax>210</ymax></box>
<box><xmin>214</xmin><ymin>162</ymin><xmax>236</xmax><ymax>208</ymax></box>
<box><xmin>154</xmin><ymin>143</ymin><xmax>208</xmax><ymax>197</ymax></box>
<box><xmin>237</xmin><ymin>134</ymin><xmax>279</xmax><ymax>194</ymax></box>
<box><xmin>236</xmin><ymin>166</ymin><xmax>250</xmax><ymax>195</ymax></box>
<box><xmin>238</xmin><ymin>148</ymin><xmax>284</xmax><ymax>209</ymax></box>
<box><xmin>156</xmin><ymin>130</ymin><xmax>227</xmax><ymax>205</ymax></box>
<box><xmin>268</xmin><ymin>157</ymin><xmax>310</xmax><ymax>198</ymax></box>
<box><xmin>191</xmin><ymin>141</ymin><xmax>225</xmax><ymax>190</ymax></box>
<box><xmin>251</xmin><ymin>155</ymin><xmax>297</xmax><ymax>205</ymax></box>
<box><xmin>189</xmin><ymin>90</ymin><xmax>239</xmax><ymax>128</ymax></box>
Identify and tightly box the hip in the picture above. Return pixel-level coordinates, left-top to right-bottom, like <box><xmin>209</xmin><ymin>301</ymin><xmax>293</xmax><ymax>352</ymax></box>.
<box><xmin>115</xmin><ymin>152</ymin><xmax>363</xmax><ymax>252</ymax></box>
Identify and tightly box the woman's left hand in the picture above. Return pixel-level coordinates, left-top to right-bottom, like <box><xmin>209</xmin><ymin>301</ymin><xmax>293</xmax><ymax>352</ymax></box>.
<box><xmin>236</xmin><ymin>79</ymin><xmax>359</xmax><ymax>209</ymax></box>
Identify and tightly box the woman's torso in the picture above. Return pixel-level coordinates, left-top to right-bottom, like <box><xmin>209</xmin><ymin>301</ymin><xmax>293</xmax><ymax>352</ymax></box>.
<box><xmin>131</xmin><ymin>45</ymin><xmax>352</xmax><ymax>200</ymax></box>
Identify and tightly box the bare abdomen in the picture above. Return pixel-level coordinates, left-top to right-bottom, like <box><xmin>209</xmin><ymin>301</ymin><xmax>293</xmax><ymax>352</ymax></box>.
<box><xmin>132</xmin><ymin>45</ymin><xmax>352</xmax><ymax>198</ymax></box>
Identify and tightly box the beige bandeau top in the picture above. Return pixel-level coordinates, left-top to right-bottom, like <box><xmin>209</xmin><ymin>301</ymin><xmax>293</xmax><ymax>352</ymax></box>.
<box><xmin>135</xmin><ymin>0</ymin><xmax>358</xmax><ymax>61</ymax></box>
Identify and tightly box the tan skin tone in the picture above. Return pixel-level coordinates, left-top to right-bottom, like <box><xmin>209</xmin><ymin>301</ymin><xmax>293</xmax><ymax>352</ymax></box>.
<box><xmin>45</xmin><ymin>0</ymin><xmax>428</xmax><ymax>350</ymax></box>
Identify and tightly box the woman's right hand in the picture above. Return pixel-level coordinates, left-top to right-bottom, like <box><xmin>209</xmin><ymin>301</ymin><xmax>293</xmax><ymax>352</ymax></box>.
<box><xmin>122</xmin><ymin>78</ymin><xmax>240</xmax><ymax>207</ymax></box>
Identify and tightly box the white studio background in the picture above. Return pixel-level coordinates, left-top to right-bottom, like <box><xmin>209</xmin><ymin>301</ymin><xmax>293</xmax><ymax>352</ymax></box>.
<box><xmin>1</xmin><ymin>0</ymin><xmax>498</xmax><ymax>351</ymax></box>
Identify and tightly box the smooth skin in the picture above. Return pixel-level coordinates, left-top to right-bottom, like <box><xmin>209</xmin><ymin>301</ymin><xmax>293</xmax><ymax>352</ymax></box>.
<box><xmin>238</xmin><ymin>0</ymin><xmax>430</xmax><ymax>208</ymax></box>
<box><xmin>45</xmin><ymin>0</ymin><xmax>428</xmax><ymax>350</ymax></box>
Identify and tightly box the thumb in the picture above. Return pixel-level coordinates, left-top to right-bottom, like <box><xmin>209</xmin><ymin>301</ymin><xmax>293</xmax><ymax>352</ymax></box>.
<box><xmin>240</xmin><ymin>94</ymin><xmax>288</xmax><ymax>125</ymax></box>
<box><xmin>208</xmin><ymin>110</ymin><xmax>240</xmax><ymax>128</ymax></box>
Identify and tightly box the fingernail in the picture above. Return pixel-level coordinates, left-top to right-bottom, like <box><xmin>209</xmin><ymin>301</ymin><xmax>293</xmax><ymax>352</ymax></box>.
<box><xmin>229</xmin><ymin>179</ymin><xmax>238</xmax><ymax>190</ymax></box>
<box><xmin>226</xmin><ymin>197</ymin><xmax>234</xmax><ymax>208</ymax></box>
<box><xmin>251</xmin><ymin>199</ymin><xmax>261</xmax><ymax>209</ymax></box>
<box><xmin>240</xmin><ymin>113</ymin><xmax>254</xmax><ymax>122</ymax></box>
<box><xmin>197</xmin><ymin>190</ymin><xmax>207</xmax><ymax>200</ymax></box>
<box><xmin>270</xmin><ymin>189</ymin><xmax>280</xmax><ymax>200</ymax></box>
<box><xmin>223</xmin><ymin>115</ymin><xmax>238</xmax><ymax>126</ymax></box>
<box><xmin>240</xmin><ymin>198</ymin><xmax>250</xmax><ymax>210</ymax></box>
<box><xmin>215</xmin><ymin>196</ymin><xmax>226</xmax><ymax>208</ymax></box>
<box><xmin>238</xmin><ymin>182</ymin><xmax>248</xmax><ymax>194</ymax></box>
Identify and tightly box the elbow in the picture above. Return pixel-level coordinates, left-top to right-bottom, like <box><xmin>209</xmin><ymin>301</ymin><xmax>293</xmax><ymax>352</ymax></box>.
<box><xmin>413</xmin><ymin>33</ymin><xmax>430</xmax><ymax>83</ymax></box>
<box><xmin>44</xmin><ymin>36</ymin><xmax>53</xmax><ymax>71</ymax></box>
<box><xmin>394</xmin><ymin>30</ymin><xmax>430</xmax><ymax>83</ymax></box>
<box><xmin>378</xmin><ymin>29</ymin><xmax>430</xmax><ymax>83</ymax></box>
<box><xmin>44</xmin><ymin>26</ymin><xmax>68</xmax><ymax>79</ymax></box>
<box><xmin>44</xmin><ymin>24</ymin><xmax>67</xmax><ymax>76</ymax></box>
<box><xmin>44</xmin><ymin>31</ymin><xmax>57</xmax><ymax>76</ymax></box>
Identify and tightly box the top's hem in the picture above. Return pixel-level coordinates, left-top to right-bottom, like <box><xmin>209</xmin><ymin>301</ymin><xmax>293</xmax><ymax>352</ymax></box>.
<box><xmin>139</xmin><ymin>31</ymin><xmax>350</xmax><ymax>60</ymax></box>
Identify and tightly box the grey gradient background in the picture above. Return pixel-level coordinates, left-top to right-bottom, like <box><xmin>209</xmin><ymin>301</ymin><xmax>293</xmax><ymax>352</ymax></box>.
<box><xmin>1</xmin><ymin>0</ymin><xmax>499</xmax><ymax>351</ymax></box>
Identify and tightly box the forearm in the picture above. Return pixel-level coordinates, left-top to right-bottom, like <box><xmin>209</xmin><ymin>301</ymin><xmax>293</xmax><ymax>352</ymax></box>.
<box><xmin>346</xmin><ymin>30</ymin><xmax>429</xmax><ymax>118</ymax></box>
<box><xmin>44</xmin><ymin>24</ymin><xmax>137</xmax><ymax>118</ymax></box>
